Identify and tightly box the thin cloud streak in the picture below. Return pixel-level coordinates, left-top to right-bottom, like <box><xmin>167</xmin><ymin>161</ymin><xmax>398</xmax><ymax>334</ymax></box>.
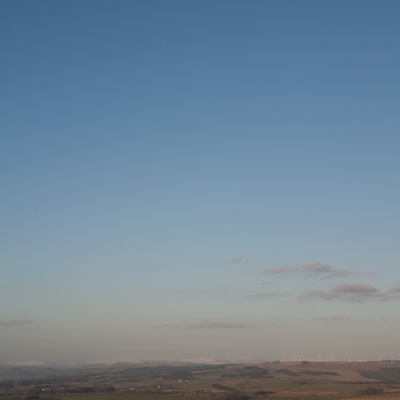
<box><xmin>226</xmin><ymin>256</ymin><xmax>243</xmax><ymax>264</ymax></box>
<box><xmin>300</xmin><ymin>283</ymin><xmax>400</xmax><ymax>302</ymax></box>
<box><xmin>300</xmin><ymin>262</ymin><xmax>332</xmax><ymax>275</ymax></box>
<box><xmin>385</xmin><ymin>284</ymin><xmax>400</xmax><ymax>300</ymax></box>
<box><xmin>264</xmin><ymin>267</ymin><xmax>291</xmax><ymax>275</ymax></box>
<box><xmin>187</xmin><ymin>321</ymin><xmax>255</xmax><ymax>330</ymax></box>
<box><xmin>245</xmin><ymin>292</ymin><xmax>287</xmax><ymax>299</ymax></box>
<box><xmin>0</xmin><ymin>319</ymin><xmax>32</xmax><ymax>327</ymax></box>
<box><xmin>263</xmin><ymin>261</ymin><xmax>350</xmax><ymax>279</ymax></box>
<box><xmin>316</xmin><ymin>315</ymin><xmax>352</xmax><ymax>321</ymax></box>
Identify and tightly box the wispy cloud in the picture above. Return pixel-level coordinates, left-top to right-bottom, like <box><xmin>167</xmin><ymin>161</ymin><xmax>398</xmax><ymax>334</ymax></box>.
<box><xmin>159</xmin><ymin>322</ymin><xmax>188</xmax><ymax>329</ymax></box>
<box><xmin>226</xmin><ymin>256</ymin><xmax>243</xmax><ymax>264</ymax></box>
<box><xmin>315</xmin><ymin>314</ymin><xmax>352</xmax><ymax>321</ymax></box>
<box><xmin>0</xmin><ymin>319</ymin><xmax>32</xmax><ymax>327</ymax></box>
<box><xmin>7</xmin><ymin>361</ymin><xmax>47</xmax><ymax>366</ymax></box>
<box><xmin>244</xmin><ymin>291</ymin><xmax>287</xmax><ymax>299</ymax></box>
<box><xmin>264</xmin><ymin>267</ymin><xmax>291</xmax><ymax>275</ymax></box>
<box><xmin>300</xmin><ymin>262</ymin><xmax>333</xmax><ymax>275</ymax></box>
<box><xmin>299</xmin><ymin>283</ymin><xmax>400</xmax><ymax>302</ymax></box>
<box><xmin>385</xmin><ymin>284</ymin><xmax>400</xmax><ymax>300</ymax></box>
<box><xmin>187</xmin><ymin>321</ymin><xmax>255</xmax><ymax>330</ymax></box>
<box><xmin>263</xmin><ymin>261</ymin><xmax>349</xmax><ymax>279</ymax></box>
<box><xmin>300</xmin><ymin>262</ymin><xmax>350</xmax><ymax>278</ymax></box>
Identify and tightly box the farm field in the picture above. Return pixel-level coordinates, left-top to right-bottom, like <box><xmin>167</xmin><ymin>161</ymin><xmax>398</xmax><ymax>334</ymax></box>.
<box><xmin>1</xmin><ymin>361</ymin><xmax>400</xmax><ymax>400</ymax></box>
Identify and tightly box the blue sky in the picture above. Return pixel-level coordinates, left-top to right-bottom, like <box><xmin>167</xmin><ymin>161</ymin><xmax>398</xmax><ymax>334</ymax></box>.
<box><xmin>1</xmin><ymin>0</ymin><xmax>400</xmax><ymax>363</ymax></box>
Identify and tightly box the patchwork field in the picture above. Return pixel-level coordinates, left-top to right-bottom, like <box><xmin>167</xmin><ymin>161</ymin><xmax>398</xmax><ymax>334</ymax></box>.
<box><xmin>1</xmin><ymin>361</ymin><xmax>400</xmax><ymax>400</ymax></box>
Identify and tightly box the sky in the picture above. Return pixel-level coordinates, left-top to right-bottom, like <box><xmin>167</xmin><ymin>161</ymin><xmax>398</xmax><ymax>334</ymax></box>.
<box><xmin>1</xmin><ymin>0</ymin><xmax>400</xmax><ymax>364</ymax></box>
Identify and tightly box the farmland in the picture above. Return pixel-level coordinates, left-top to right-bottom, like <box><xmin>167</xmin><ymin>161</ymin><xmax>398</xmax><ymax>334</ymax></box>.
<box><xmin>1</xmin><ymin>361</ymin><xmax>400</xmax><ymax>400</ymax></box>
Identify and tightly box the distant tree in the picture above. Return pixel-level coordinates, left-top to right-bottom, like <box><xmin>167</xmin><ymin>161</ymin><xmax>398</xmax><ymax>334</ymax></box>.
<box><xmin>254</xmin><ymin>390</ymin><xmax>274</xmax><ymax>396</ymax></box>
<box><xmin>26</xmin><ymin>396</ymin><xmax>40</xmax><ymax>400</ymax></box>
<box><xmin>217</xmin><ymin>391</ymin><xmax>251</xmax><ymax>400</ymax></box>
<box><xmin>358</xmin><ymin>386</ymin><xmax>384</xmax><ymax>395</ymax></box>
<box><xmin>164</xmin><ymin>371</ymin><xmax>194</xmax><ymax>380</ymax></box>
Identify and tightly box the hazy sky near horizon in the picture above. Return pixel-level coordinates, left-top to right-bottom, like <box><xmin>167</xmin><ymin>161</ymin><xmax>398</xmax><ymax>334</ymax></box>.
<box><xmin>1</xmin><ymin>0</ymin><xmax>400</xmax><ymax>364</ymax></box>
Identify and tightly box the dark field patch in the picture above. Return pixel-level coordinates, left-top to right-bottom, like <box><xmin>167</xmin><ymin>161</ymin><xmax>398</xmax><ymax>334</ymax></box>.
<box><xmin>358</xmin><ymin>367</ymin><xmax>400</xmax><ymax>383</ymax></box>
<box><xmin>301</xmin><ymin>371</ymin><xmax>339</xmax><ymax>376</ymax></box>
